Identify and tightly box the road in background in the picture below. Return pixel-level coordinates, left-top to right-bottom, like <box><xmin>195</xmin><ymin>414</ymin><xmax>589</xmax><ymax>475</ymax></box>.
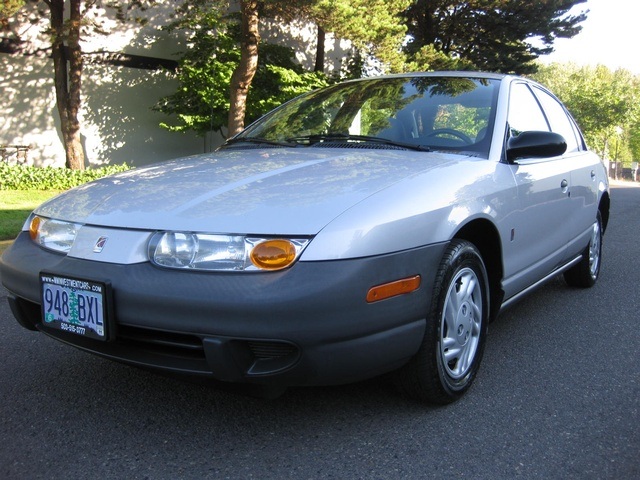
<box><xmin>1</xmin><ymin>184</ymin><xmax>638</xmax><ymax>479</ymax></box>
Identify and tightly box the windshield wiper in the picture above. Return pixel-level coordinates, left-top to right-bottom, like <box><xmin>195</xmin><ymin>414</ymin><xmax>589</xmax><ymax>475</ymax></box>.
<box><xmin>223</xmin><ymin>137</ymin><xmax>297</xmax><ymax>148</ymax></box>
<box><xmin>287</xmin><ymin>134</ymin><xmax>432</xmax><ymax>152</ymax></box>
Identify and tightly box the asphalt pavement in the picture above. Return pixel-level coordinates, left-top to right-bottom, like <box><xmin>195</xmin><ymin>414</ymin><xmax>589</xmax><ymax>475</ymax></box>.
<box><xmin>1</xmin><ymin>184</ymin><xmax>638</xmax><ymax>479</ymax></box>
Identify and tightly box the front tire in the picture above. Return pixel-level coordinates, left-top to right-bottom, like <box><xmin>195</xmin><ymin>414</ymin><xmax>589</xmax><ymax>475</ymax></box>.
<box><xmin>395</xmin><ymin>240</ymin><xmax>490</xmax><ymax>404</ymax></box>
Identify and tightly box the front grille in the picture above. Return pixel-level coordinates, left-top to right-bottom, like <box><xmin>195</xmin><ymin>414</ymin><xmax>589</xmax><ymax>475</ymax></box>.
<box><xmin>10</xmin><ymin>296</ymin><xmax>300</xmax><ymax>378</ymax></box>
<box><xmin>248</xmin><ymin>341</ymin><xmax>297</xmax><ymax>359</ymax></box>
<box><xmin>117</xmin><ymin>324</ymin><xmax>205</xmax><ymax>359</ymax></box>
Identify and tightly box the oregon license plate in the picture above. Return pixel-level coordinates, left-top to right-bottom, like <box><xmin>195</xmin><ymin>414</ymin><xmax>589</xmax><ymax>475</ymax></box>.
<box><xmin>40</xmin><ymin>273</ymin><xmax>109</xmax><ymax>341</ymax></box>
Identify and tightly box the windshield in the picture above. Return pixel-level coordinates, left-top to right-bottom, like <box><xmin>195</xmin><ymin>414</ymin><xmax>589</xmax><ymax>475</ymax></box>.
<box><xmin>230</xmin><ymin>76</ymin><xmax>500</xmax><ymax>158</ymax></box>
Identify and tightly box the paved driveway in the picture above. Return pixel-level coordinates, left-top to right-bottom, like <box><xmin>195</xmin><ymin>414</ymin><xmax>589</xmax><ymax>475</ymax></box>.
<box><xmin>1</xmin><ymin>184</ymin><xmax>638</xmax><ymax>479</ymax></box>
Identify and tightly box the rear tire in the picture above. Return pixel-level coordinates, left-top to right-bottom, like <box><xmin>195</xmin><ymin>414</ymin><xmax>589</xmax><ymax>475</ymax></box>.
<box><xmin>395</xmin><ymin>239</ymin><xmax>489</xmax><ymax>404</ymax></box>
<box><xmin>564</xmin><ymin>210</ymin><xmax>603</xmax><ymax>288</ymax></box>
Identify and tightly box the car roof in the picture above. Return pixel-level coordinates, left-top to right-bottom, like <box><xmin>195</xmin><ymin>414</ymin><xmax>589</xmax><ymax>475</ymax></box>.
<box><xmin>343</xmin><ymin>71</ymin><xmax>511</xmax><ymax>83</ymax></box>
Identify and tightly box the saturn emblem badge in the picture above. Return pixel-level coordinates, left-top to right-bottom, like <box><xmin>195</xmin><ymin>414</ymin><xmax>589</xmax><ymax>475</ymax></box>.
<box><xmin>93</xmin><ymin>236</ymin><xmax>108</xmax><ymax>253</ymax></box>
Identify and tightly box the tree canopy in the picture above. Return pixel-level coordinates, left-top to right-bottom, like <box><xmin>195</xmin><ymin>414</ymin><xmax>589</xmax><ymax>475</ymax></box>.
<box><xmin>302</xmin><ymin>0</ymin><xmax>411</xmax><ymax>72</ymax></box>
<box><xmin>155</xmin><ymin>0</ymin><xmax>330</xmax><ymax>139</ymax></box>
<box><xmin>0</xmin><ymin>0</ymin><xmax>24</xmax><ymax>21</ymax></box>
<box><xmin>404</xmin><ymin>0</ymin><xmax>588</xmax><ymax>74</ymax></box>
<box><xmin>3</xmin><ymin>0</ymin><xmax>596</xmax><ymax>166</ymax></box>
<box><xmin>532</xmin><ymin>63</ymin><xmax>640</xmax><ymax>164</ymax></box>
<box><xmin>157</xmin><ymin>0</ymin><xmax>590</xmax><ymax>138</ymax></box>
<box><xmin>155</xmin><ymin>5</ymin><xmax>328</xmax><ymax>138</ymax></box>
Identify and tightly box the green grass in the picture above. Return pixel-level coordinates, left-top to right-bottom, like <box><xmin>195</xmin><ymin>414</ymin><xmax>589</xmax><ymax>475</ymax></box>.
<box><xmin>0</xmin><ymin>190</ymin><xmax>61</xmax><ymax>254</ymax></box>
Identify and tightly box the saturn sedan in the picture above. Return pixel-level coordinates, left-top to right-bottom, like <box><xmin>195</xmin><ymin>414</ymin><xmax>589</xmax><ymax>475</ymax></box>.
<box><xmin>0</xmin><ymin>72</ymin><xmax>610</xmax><ymax>404</ymax></box>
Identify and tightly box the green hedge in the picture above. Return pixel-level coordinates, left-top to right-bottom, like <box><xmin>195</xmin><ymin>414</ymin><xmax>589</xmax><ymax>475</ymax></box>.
<box><xmin>0</xmin><ymin>163</ymin><xmax>131</xmax><ymax>190</ymax></box>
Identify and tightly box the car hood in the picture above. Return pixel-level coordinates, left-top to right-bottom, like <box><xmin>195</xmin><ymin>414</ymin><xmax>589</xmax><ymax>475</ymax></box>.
<box><xmin>36</xmin><ymin>148</ymin><xmax>469</xmax><ymax>235</ymax></box>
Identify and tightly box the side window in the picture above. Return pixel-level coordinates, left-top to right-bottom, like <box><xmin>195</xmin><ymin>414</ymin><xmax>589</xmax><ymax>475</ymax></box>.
<box><xmin>508</xmin><ymin>82</ymin><xmax>549</xmax><ymax>136</ymax></box>
<box><xmin>533</xmin><ymin>87</ymin><xmax>580</xmax><ymax>153</ymax></box>
<box><xmin>569</xmin><ymin>116</ymin><xmax>587</xmax><ymax>150</ymax></box>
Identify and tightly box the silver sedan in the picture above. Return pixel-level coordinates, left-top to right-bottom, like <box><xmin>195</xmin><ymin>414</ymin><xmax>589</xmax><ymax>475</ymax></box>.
<box><xmin>0</xmin><ymin>72</ymin><xmax>610</xmax><ymax>404</ymax></box>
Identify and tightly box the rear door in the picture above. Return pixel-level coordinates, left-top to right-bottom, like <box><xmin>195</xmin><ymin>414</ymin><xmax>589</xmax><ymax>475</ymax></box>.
<box><xmin>531</xmin><ymin>85</ymin><xmax>600</xmax><ymax>259</ymax></box>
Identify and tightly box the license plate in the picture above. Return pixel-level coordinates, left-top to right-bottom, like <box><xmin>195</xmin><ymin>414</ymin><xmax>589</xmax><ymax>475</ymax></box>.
<box><xmin>40</xmin><ymin>273</ymin><xmax>109</xmax><ymax>341</ymax></box>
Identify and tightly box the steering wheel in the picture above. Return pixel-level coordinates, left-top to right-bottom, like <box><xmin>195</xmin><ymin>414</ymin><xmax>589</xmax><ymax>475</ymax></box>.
<box><xmin>425</xmin><ymin>128</ymin><xmax>473</xmax><ymax>144</ymax></box>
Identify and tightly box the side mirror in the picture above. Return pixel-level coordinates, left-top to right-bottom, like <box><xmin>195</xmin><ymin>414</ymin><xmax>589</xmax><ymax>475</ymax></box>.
<box><xmin>506</xmin><ymin>131</ymin><xmax>567</xmax><ymax>162</ymax></box>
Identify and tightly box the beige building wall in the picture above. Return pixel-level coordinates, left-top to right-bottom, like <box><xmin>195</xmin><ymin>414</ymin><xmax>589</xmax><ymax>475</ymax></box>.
<box><xmin>1</xmin><ymin>1</ymin><xmax>352</xmax><ymax>168</ymax></box>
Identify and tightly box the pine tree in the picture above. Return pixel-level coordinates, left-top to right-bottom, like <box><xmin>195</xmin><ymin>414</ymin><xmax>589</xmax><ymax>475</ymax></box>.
<box><xmin>404</xmin><ymin>0</ymin><xmax>588</xmax><ymax>74</ymax></box>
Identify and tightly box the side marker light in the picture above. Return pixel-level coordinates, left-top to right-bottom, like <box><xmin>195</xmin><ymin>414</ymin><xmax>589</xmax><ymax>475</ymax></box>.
<box><xmin>366</xmin><ymin>275</ymin><xmax>421</xmax><ymax>303</ymax></box>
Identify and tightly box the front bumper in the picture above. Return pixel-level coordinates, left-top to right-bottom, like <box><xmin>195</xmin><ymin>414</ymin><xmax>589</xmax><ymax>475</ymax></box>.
<box><xmin>1</xmin><ymin>232</ymin><xmax>447</xmax><ymax>386</ymax></box>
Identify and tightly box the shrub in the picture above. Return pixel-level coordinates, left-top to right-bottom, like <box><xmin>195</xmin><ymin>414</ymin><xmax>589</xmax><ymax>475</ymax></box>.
<box><xmin>0</xmin><ymin>163</ymin><xmax>131</xmax><ymax>190</ymax></box>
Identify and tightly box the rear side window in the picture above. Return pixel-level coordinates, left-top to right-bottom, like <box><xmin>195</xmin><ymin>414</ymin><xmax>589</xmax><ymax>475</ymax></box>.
<box><xmin>533</xmin><ymin>87</ymin><xmax>580</xmax><ymax>153</ymax></box>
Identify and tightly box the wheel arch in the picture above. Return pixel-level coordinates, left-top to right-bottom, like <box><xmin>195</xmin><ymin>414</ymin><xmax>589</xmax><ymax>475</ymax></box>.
<box><xmin>454</xmin><ymin>219</ymin><xmax>504</xmax><ymax>321</ymax></box>
<box><xmin>599</xmin><ymin>191</ymin><xmax>610</xmax><ymax>234</ymax></box>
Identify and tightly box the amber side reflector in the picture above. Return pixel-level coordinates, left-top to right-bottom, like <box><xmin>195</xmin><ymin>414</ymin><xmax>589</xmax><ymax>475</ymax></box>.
<box><xmin>366</xmin><ymin>275</ymin><xmax>421</xmax><ymax>303</ymax></box>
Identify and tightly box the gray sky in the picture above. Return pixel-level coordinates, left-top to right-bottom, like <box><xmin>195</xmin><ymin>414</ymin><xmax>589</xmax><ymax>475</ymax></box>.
<box><xmin>540</xmin><ymin>0</ymin><xmax>639</xmax><ymax>73</ymax></box>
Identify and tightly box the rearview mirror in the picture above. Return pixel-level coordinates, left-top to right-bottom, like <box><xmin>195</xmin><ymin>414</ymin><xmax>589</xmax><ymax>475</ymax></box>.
<box><xmin>506</xmin><ymin>131</ymin><xmax>567</xmax><ymax>162</ymax></box>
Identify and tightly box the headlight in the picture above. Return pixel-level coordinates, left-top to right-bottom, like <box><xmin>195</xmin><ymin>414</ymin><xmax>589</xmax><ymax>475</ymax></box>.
<box><xmin>29</xmin><ymin>216</ymin><xmax>80</xmax><ymax>253</ymax></box>
<box><xmin>148</xmin><ymin>232</ymin><xmax>310</xmax><ymax>271</ymax></box>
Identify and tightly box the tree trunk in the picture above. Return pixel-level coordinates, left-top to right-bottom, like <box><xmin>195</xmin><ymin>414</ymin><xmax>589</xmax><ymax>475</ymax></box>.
<box><xmin>46</xmin><ymin>0</ymin><xmax>85</xmax><ymax>170</ymax></box>
<box><xmin>314</xmin><ymin>24</ymin><xmax>325</xmax><ymax>73</ymax></box>
<box><xmin>227</xmin><ymin>0</ymin><xmax>260</xmax><ymax>137</ymax></box>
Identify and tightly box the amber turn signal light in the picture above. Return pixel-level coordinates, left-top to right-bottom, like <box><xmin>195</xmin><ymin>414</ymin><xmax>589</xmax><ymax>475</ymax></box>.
<box><xmin>29</xmin><ymin>216</ymin><xmax>41</xmax><ymax>241</ymax></box>
<box><xmin>250</xmin><ymin>239</ymin><xmax>297</xmax><ymax>271</ymax></box>
<box><xmin>366</xmin><ymin>275</ymin><xmax>421</xmax><ymax>303</ymax></box>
